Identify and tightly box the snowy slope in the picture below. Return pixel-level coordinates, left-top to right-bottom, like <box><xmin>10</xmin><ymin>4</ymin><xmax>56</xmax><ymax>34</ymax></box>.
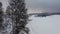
<box><xmin>27</xmin><ymin>15</ymin><xmax>60</xmax><ymax>34</ymax></box>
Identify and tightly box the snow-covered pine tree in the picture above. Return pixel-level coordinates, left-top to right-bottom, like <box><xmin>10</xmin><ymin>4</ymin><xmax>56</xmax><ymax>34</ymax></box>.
<box><xmin>0</xmin><ymin>2</ymin><xmax>4</xmax><ymax>29</ymax></box>
<box><xmin>6</xmin><ymin>0</ymin><xmax>29</xmax><ymax>34</ymax></box>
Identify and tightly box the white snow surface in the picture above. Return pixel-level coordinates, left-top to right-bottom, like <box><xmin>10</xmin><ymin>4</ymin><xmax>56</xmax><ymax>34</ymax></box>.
<box><xmin>0</xmin><ymin>0</ymin><xmax>9</xmax><ymax>12</ymax></box>
<box><xmin>27</xmin><ymin>15</ymin><xmax>60</xmax><ymax>34</ymax></box>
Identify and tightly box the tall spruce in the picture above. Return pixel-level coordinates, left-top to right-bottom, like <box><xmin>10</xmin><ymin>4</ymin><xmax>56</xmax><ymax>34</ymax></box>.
<box><xmin>6</xmin><ymin>0</ymin><xmax>29</xmax><ymax>34</ymax></box>
<box><xmin>0</xmin><ymin>2</ymin><xmax>3</xmax><ymax>29</ymax></box>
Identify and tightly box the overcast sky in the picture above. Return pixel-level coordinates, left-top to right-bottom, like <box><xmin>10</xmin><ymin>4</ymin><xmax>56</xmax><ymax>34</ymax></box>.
<box><xmin>0</xmin><ymin>0</ymin><xmax>60</xmax><ymax>13</ymax></box>
<box><xmin>25</xmin><ymin>0</ymin><xmax>60</xmax><ymax>13</ymax></box>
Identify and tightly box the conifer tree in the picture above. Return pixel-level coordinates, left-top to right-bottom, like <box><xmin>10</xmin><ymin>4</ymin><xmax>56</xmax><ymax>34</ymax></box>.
<box><xmin>6</xmin><ymin>0</ymin><xmax>29</xmax><ymax>34</ymax></box>
<box><xmin>0</xmin><ymin>2</ymin><xmax>3</xmax><ymax>29</ymax></box>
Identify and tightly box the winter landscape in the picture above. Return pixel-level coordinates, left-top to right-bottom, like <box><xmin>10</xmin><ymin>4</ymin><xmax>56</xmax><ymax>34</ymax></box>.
<box><xmin>0</xmin><ymin>0</ymin><xmax>60</xmax><ymax>34</ymax></box>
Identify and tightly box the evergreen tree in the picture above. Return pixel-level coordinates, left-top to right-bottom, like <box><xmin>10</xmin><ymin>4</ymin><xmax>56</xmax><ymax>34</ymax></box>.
<box><xmin>6</xmin><ymin>0</ymin><xmax>29</xmax><ymax>34</ymax></box>
<box><xmin>0</xmin><ymin>2</ymin><xmax>3</xmax><ymax>29</ymax></box>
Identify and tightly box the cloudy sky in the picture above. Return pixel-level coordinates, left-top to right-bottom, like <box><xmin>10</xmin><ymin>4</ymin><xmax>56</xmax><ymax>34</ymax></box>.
<box><xmin>25</xmin><ymin>0</ymin><xmax>60</xmax><ymax>14</ymax></box>
<box><xmin>0</xmin><ymin>0</ymin><xmax>60</xmax><ymax>13</ymax></box>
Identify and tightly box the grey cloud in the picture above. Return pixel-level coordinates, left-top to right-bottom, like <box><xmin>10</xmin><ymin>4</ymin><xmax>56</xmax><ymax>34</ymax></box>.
<box><xmin>25</xmin><ymin>0</ymin><xmax>60</xmax><ymax>9</ymax></box>
<box><xmin>25</xmin><ymin>0</ymin><xmax>60</xmax><ymax>13</ymax></box>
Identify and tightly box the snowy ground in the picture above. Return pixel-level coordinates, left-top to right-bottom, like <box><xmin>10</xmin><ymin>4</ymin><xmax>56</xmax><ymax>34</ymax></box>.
<box><xmin>27</xmin><ymin>15</ymin><xmax>60</xmax><ymax>34</ymax></box>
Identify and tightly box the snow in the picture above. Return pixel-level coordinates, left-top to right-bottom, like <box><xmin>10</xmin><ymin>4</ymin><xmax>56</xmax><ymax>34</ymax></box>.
<box><xmin>0</xmin><ymin>0</ymin><xmax>9</xmax><ymax>12</ymax></box>
<box><xmin>27</xmin><ymin>15</ymin><xmax>60</xmax><ymax>34</ymax></box>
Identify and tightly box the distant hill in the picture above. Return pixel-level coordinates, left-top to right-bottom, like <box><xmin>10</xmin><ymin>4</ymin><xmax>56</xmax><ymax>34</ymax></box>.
<box><xmin>28</xmin><ymin>13</ymin><xmax>60</xmax><ymax>17</ymax></box>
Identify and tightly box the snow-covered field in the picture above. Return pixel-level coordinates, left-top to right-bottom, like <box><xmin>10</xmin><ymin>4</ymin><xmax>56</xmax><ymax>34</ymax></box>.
<box><xmin>27</xmin><ymin>15</ymin><xmax>60</xmax><ymax>34</ymax></box>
